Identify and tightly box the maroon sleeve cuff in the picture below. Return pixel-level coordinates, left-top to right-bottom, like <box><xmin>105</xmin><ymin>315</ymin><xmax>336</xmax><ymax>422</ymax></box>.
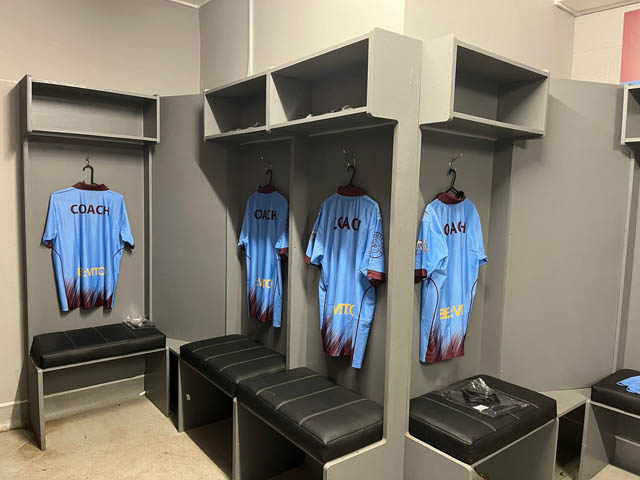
<box><xmin>279</xmin><ymin>247</ymin><xmax>289</xmax><ymax>255</ymax></box>
<box><xmin>415</xmin><ymin>268</ymin><xmax>427</xmax><ymax>283</ymax></box>
<box><xmin>367</xmin><ymin>270</ymin><xmax>386</xmax><ymax>286</ymax></box>
<box><xmin>126</xmin><ymin>243</ymin><xmax>135</xmax><ymax>250</ymax></box>
<box><xmin>305</xmin><ymin>255</ymin><xmax>312</xmax><ymax>264</ymax></box>
<box><xmin>43</xmin><ymin>240</ymin><xmax>53</xmax><ymax>249</ymax></box>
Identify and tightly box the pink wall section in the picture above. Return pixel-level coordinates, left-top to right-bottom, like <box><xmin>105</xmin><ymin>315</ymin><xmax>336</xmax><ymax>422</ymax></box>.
<box><xmin>621</xmin><ymin>9</ymin><xmax>640</xmax><ymax>83</ymax></box>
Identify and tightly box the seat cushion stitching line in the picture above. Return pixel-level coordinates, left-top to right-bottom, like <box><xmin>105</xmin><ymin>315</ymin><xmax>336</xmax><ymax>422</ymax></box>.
<box><xmin>203</xmin><ymin>346</ymin><xmax>263</xmax><ymax>361</ymax></box>
<box><xmin>94</xmin><ymin>328</ymin><xmax>109</xmax><ymax>344</ymax></box>
<box><xmin>190</xmin><ymin>339</ymin><xmax>248</xmax><ymax>353</ymax></box>
<box><xmin>417</xmin><ymin>396</ymin><xmax>497</xmax><ymax>432</ymax></box>
<box><xmin>254</xmin><ymin>374</ymin><xmax>319</xmax><ymax>396</ymax></box>
<box><xmin>323</xmin><ymin>419</ymin><xmax>383</xmax><ymax>446</ymax></box>
<box><xmin>298</xmin><ymin>398</ymin><xmax>367</xmax><ymax>426</ymax></box>
<box><xmin>63</xmin><ymin>331</ymin><xmax>77</xmax><ymax>349</ymax></box>
<box><xmin>219</xmin><ymin>354</ymin><xmax>280</xmax><ymax>372</ymax></box>
<box><xmin>275</xmin><ymin>386</ymin><xmax>340</xmax><ymax>410</ymax></box>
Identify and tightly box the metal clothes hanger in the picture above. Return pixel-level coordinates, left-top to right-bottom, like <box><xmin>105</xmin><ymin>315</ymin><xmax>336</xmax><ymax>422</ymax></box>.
<box><xmin>446</xmin><ymin>152</ymin><xmax>464</xmax><ymax>198</ymax></box>
<box><xmin>82</xmin><ymin>157</ymin><xmax>95</xmax><ymax>184</ymax></box>
<box><xmin>343</xmin><ymin>148</ymin><xmax>356</xmax><ymax>187</ymax></box>
<box><xmin>259</xmin><ymin>156</ymin><xmax>274</xmax><ymax>191</ymax></box>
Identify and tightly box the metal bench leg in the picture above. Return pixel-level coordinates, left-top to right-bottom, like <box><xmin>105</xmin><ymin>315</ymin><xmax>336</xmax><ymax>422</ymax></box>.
<box><xmin>27</xmin><ymin>356</ymin><xmax>45</xmax><ymax>450</ymax></box>
<box><xmin>234</xmin><ymin>399</ymin><xmax>304</xmax><ymax>480</ymax></box>
<box><xmin>178</xmin><ymin>359</ymin><xmax>232</xmax><ymax>433</ymax></box>
<box><xmin>145</xmin><ymin>347</ymin><xmax>169</xmax><ymax>416</ymax></box>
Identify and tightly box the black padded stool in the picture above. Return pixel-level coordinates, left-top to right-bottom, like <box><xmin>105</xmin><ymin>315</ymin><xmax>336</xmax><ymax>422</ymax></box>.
<box><xmin>180</xmin><ymin>334</ymin><xmax>285</xmax><ymax>397</ymax></box>
<box><xmin>31</xmin><ymin>323</ymin><xmax>166</xmax><ymax>368</ymax></box>
<box><xmin>237</xmin><ymin>367</ymin><xmax>383</xmax><ymax>463</ymax></box>
<box><xmin>409</xmin><ymin>375</ymin><xmax>557</xmax><ymax>464</ymax></box>
<box><xmin>591</xmin><ymin>369</ymin><xmax>640</xmax><ymax>416</ymax></box>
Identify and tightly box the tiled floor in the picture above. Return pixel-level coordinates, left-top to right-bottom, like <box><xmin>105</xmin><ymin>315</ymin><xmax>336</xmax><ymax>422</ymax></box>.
<box><xmin>0</xmin><ymin>397</ymin><xmax>638</xmax><ymax>479</ymax></box>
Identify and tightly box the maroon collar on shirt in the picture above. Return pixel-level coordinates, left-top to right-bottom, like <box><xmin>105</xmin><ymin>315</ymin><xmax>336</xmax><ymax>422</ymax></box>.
<box><xmin>73</xmin><ymin>182</ymin><xmax>109</xmax><ymax>191</ymax></box>
<box><xmin>257</xmin><ymin>185</ymin><xmax>276</xmax><ymax>193</ymax></box>
<box><xmin>436</xmin><ymin>192</ymin><xmax>465</xmax><ymax>204</ymax></box>
<box><xmin>337</xmin><ymin>185</ymin><xmax>366</xmax><ymax>197</ymax></box>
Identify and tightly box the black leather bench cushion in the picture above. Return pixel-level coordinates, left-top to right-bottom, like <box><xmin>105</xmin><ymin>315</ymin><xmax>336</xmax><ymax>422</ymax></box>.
<box><xmin>409</xmin><ymin>375</ymin><xmax>557</xmax><ymax>464</ymax></box>
<box><xmin>237</xmin><ymin>367</ymin><xmax>383</xmax><ymax>463</ymax></box>
<box><xmin>592</xmin><ymin>369</ymin><xmax>640</xmax><ymax>416</ymax></box>
<box><xmin>31</xmin><ymin>323</ymin><xmax>166</xmax><ymax>369</ymax></box>
<box><xmin>180</xmin><ymin>335</ymin><xmax>285</xmax><ymax>397</ymax></box>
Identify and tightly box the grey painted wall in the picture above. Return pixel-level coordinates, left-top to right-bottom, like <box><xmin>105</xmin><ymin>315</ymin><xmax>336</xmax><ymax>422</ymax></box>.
<box><xmin>152</xmin><ymin>95</ymin><xmax>227</xmax><ymax>341</ymax></box>
<box><xmin>25</xmin><ymin>140</ymin><xmax>146</xmax><ymax>339</ymax></box>
<box><xmin>500</xmin><ymin>79</ymin><xmax>631</xmax><ymax>391</ymax></box>
<box><xmin>410</xmin><ymin>131</ymin><xmax>494</xmax><ymax>398</ymax></box>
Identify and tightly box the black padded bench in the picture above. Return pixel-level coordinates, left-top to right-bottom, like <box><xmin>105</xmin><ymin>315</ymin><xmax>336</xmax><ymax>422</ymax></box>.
<box><xmin>237</xmin><ymin>367</ymin><xmax>384</xmax><ymax>463</ymax></box>
<box><xmin>28</xmin><ymin>323</ymin><xmax>168</xmax><ymax>450</ymax></box>
<box><xmin>409</xmin><ymin>375</ymin><xmax>557</xmax><ymax>464</ymax></box>
<box><xmin>178</xmin><ymin>334</ymin><xmax>286</xmax><ymax>432</ymax></box>
<box><xmin>579</xmin><ymin>369</ymin><xmax>640</xmax><ymax>479</ymax></box>
<box><xmin>591</xmin><ymin>369</ymin><xmax>640</xmax><ymax>416</ymax></box>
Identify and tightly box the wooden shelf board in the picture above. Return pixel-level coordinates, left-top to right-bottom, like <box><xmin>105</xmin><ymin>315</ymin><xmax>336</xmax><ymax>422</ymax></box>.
<box><xmin>29</xmin><ymin>128</ymin><xmax>157</xmax><ymax>144</ymax></box>
<box><xmin>270</xmin><ymin>107</ymin><xmax>394</xmax><ymax>135</ymax></box>
<box><xmin>541</xmin><ymin>388</ymin><xmax>590</xmax><ymax>417</ymax></box>
<box><xmin>421</xmin><ymin>112</ymin><xmax>544</xmax><ymax>140</ymax></box>
<box><xmin>204</xmin><ymin>125</ymin><xmax>270</xmax><ymax>143</ymax></box>
<box><xmin>624</xmin><ymin>137</ymin><xmax>640</xmax><ymax>145</ymax></box>
<box><xmin>32</xmin><ymin>78</ymin><xmax>157</xmax><ymax>102</ymax></box>
<box><xmin>204</xmin><ymin>72</ymin><xmax>267</xmax><ymax>98</ymax></box>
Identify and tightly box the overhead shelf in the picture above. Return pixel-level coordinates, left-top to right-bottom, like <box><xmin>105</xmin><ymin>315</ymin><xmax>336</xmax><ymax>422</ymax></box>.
<box><xmin>422</xmin><ymin>112</ymin><xmax>545</xmax><ymax>141</ymax></box>
<box><xmin>203</xmin><ymin>29</ymin><xmax>420</xmax><ymax>141</ymax></box>
<box><xmin>204</xmin><ymin>72</ymin><xmax>268</xmax><ymax>143</ymax></box>
<box><xmin>622</xmin><ymin>85</ymin><xmax>640</xmax><ymax>146</ymax></box>
<box><xmin>420</xmin><ymin>35</ymin><xmax>549</xmax><ymax>141</ymax></box>
<box><xmin>21</xmin><ymin>76</ymin><xmax>159</xmax><ymax>144</ymax></box>
<box><xmin>270</xmin><ymin>107</ymin><xmax>394</xmax><ymax>135</ymax></box>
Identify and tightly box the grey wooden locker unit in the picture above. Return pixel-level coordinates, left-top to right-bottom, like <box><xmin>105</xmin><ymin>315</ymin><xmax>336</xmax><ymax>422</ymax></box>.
<box><xmin>420</xmin><ymin>34</ymin><xmax>549</xmax><ymax>141</ymax></box>
<box><xmin>194</xmin><ymin>29</ymin><xmax>423</xmax><ymax>480</ymax></box>
<box><xmin>19</xmin><ymin>75</ymin><xmax>167</xmax><ymax>450</ymax></box>
<box><xmin>405</xmin><ymin>41</ymin><xmax>558</xmax><ymax>480</ymax></box>
<box><xmin>621</xmin><ymin>84</ymin><xmax>640</xmax><ymax>146</ymax></box>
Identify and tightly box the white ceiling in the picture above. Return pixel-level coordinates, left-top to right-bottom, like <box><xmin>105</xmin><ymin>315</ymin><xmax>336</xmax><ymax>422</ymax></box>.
<box><xmin>163</xmin><ymin>0</ymin><xmax>212</xmax><ymax>8</ymax></box>
<box><xmin>555</xmin><ymin>0</ymin><xmax>640</xmax><ymax>16</ymax></box>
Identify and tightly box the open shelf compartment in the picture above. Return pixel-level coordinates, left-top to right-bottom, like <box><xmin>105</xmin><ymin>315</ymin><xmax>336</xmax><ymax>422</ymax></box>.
<box><xmin>622</xmin><ymin>85</ymin><xmax>640</xmax><ymax>146</ymax></box>
<box><xmin>420</xmin><ymin>36</ymin><xmax>549</xmax><ymax>140</ymax></box>
<box><xmin>204</xmin><ymin>72</ymin><xmax>268</xmax><ymax>143</ymax></box>
<box><xmin>21</xmin><ymin>76</ymin><xmax>159</xmax><ymax>143</ymax></box>
<box><xmin>269</xmin><ymin>31</ymin><xmax>396</xmax><ymax>135</ymax></box>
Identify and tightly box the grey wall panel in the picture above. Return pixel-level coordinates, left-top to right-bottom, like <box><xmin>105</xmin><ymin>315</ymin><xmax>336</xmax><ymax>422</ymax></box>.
<box><xmin>297</xmin><ymin>128</ymin><xmax>393</xmax><ymax>405</ymax></box>
<box><xmin>500</xmin><ymin>79</ymin><xmax>631</xmax><ymax>390</ymax></box>
<box><xmin>25</xmin><ymin>139</ymin><xmax>145</xmax><ymax>339</ymax></box>
<box><xmin>623</xmin><ymin>160</ymin><xmax>640</xmax><ymax>370</ymax></box>
<box><xmin>410</xmin><ymin>131</ymin><xmax>495</xmax><ymax>398</ymax></box>
<box><xmin>226</xmin><ymin>141</ymin><xmax>291</xmax><ymax>355</ymax></box>
<box><xmin>152</xmin><ymin>95</ymin><xmax>226</xmax><ymax>341</ymax></box>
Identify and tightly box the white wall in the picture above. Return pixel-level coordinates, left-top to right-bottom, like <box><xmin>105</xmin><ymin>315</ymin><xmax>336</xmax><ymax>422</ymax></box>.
<box><xmin>572</xmin><ymin>3</ymin><xmax>640</xmax><ymax>84</ymax></box>
<box><xmin>199</xmin><ymin>0</ymin><xmax>249</xmax><ymax>90</ymax></box>
<box><xmin>0</xmin><ymin>0</ymin><xmax>200</xmax><ymax>430</ymax></box>
<box><xmin>251</xmin><ymin>0</ymin><xmax>404</xmax><ymax>72</ymax></box>
<box><xmin>404</xmin><ymin>0</ymin><xmax>575</xmax><ymax>78</ymax></box>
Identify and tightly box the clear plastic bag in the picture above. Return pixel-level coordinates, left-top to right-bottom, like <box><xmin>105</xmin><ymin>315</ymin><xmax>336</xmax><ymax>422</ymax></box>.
<box><xmin>435</xmin><ymin>377</ymin><xmax>530</xmax><ymax>418</ymax></box>
<box><xmin>123</xmin><ymin>314</ymin><xmax>154</xmax><ymax>329</ymax></box>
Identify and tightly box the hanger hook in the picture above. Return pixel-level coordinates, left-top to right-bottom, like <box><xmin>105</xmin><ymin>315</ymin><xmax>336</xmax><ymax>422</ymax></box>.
<box><xmin>82</xmin><ymin>156</ymin><xmax>94</xmax><ymax>184</ymax></box>
<box><xmin>449</xmin><ymin>152</ymin><xmax>462</xmax><ymax>170</ymax></box>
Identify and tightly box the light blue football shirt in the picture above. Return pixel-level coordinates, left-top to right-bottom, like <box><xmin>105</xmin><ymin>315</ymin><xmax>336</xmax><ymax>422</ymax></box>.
<box><xmin>43</xmin><ymin>182</ymin><xmax>134</xmax><ymax>312</ymax></box>
<box><xmin>238</xmin><ymin>188</ymin><xmax>289</xmax><ymax>327</ymax></box>
<box><xmin>306</xmin><ymin>186</ymin><xmax>385</xmax><ymax>369</ymax></box>
<box><xmin>415</xmin><ymin>193</ymin><xmax>487</xmax><ymax>364</ymax></box>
